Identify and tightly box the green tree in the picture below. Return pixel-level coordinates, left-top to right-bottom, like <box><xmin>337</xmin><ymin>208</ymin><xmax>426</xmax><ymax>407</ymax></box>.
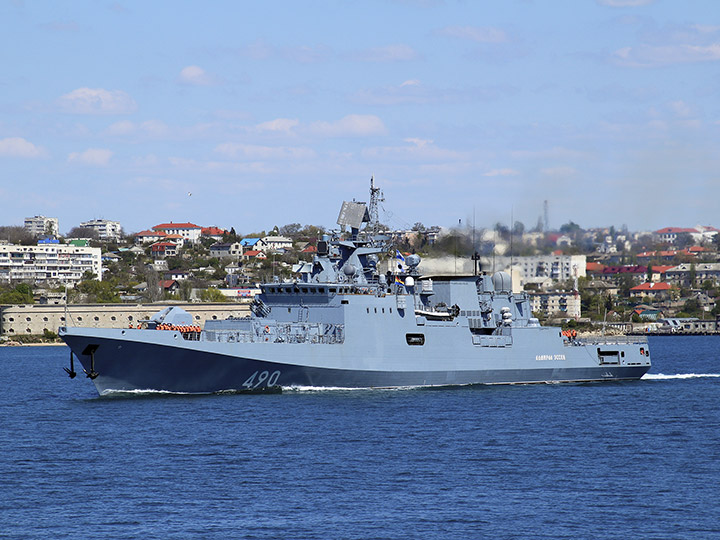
<box><xmin>200</xmin><ymin>288</ymin><xmax>226</xmax><ymax>302</ymax></box>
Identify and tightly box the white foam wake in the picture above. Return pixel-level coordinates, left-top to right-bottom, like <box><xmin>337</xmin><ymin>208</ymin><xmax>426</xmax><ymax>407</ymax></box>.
<box><xmin>642</xmin><ymin>373</ymin><xmax>720</xmax><ymax>381</ymax></box>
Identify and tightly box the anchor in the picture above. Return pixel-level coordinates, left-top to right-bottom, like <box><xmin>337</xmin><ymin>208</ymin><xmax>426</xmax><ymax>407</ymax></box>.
<box><xmin>81</xmin><ymin>344</ymin><xmax>99</xmax><ymax>380</ymax></box>
<box><xmin>63</xmin><ymin>350</ymin><xmax>77</xmax><ymax>378</ymax></box>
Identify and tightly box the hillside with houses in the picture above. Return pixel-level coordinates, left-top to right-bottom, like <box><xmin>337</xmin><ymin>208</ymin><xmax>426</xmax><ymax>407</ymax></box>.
<box><xmin>2</xmin><ymin>216</ymin><xmax>720</xmax><ymax>334</ymax></box>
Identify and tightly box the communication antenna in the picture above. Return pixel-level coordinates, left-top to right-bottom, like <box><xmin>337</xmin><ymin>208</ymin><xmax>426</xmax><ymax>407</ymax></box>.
<box><xmin>368</xmin><ymin>175</ymin><xmax>384</xmax><ymax>234</ymax></box>
<box><xmin>543</xmin><ymin>200</ymin><xmax>549</xmax><ymax>232</ymax></box>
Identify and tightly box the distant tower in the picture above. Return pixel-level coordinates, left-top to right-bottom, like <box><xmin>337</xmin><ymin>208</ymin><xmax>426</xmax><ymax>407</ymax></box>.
<box><xmin>543</xmin><ymin>200</ymin><xmax>549</xmax><ymax>233</ymax></box>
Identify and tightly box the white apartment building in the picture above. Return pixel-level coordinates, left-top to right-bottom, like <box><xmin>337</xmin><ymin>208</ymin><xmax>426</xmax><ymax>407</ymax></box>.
<box><xmin>152</xmin><ymin>222</ymin><xmax>202</xmax><ymax>244</ymax></box>
<box><xmin>79</xmin><ymin>219</ymin><xmax>122</xmax><ymax>241</ymax></box>
<box><xmin>0</xmin><ymin>243</ymin><xmax>102</xmax><ymax>285</ymax></box>
<box><xmin>24</xmin><ymin>215</ymin><xmax>59</xmax><ymax>237</ymax></box>
<box><xmin>501</xmin><ymin>254</ymin><xmax>586</xmax><ymax>288</ymax></box>
<box><xmin>528</xmin><ymin>291</ymin><xmax>581</xmax><ymax>319</ymax></box>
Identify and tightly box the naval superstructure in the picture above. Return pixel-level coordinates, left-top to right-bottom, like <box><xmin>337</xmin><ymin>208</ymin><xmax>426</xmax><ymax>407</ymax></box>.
<box><xmin>60</xmin><ymin>179</ymin><xmax>651</xmax><ymax>394</ymax></box>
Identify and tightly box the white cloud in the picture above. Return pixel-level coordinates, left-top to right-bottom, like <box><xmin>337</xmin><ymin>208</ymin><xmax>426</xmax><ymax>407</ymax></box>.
<box><xmin>540</xmin><ymin>166</ymin><xmax>578</xmax><ymax>178</ymax></box>
<box><xmin>613</xmin><ymin>43</ymin><xmax>720</xmax><ymax>67</ymax></box>
<box><xmin>106</xmin><ymin>120</ymin><xmax>136</xmax><ymax>136</ymax></box>
<box><xmin>0</xmin><ymin>137</ymin><xmax>46</xmax><ymax>158</ymax></box>
<box><xmin>309</xmin><ymin>114</ymin><xmax>386</xmax><ymax>137</ymax></box>
<box><xmin>179</xmin><ymin>65</ymin><xmax>217</xmax><ymax>86</ymax></box>
<box><xmin>669</xmin><ymin>100</ymin><xmax>693</xmax><ymax>118</ymax></box>
<box><xmin>351</xmin><ymin>44</ymin><xmax>419</xmax><ymax>62</ymax></box>
<box><xmin>234</xmin><ymin>40</ymin><xmax>331</xmax><ymax>63</ymax></box>
<box><xmin>67</xmin><ymin>148</ymin><xmax>113</xmax><ymax>166</ymax></box>
<box><xmin>255</xmin><ymin>118</ymin><xmax>300</xmax><ymax>134</ymax></box>
<box><xmin>214</xmin><ymin>143</ymin><xmax>315</xmax><ymax>160</ymax></box>
<box><xmin>437</xmin><ymin>26</ymin><xmax>508</xmax><ymax>43</ymax></box>
<box><xmin>483</xmin><ymin>168</ymin><xmax>520</xmax><ymax>177</ymax></box>
<box><xmin>352</xmin><ymin>81</ymin><xmax>512</xmax><ymax>106</ymax></box>
<box><xmin>105</xmin><ymin>120</ymin><xmax>170</xmax><ymax>138</ymax></box>
<box><xmin>58</xmin><ymin>87</ymin><xmax>137</xmax><ymax>114</ymax></box>
<box><xmin>362</xmin><ymin>138</ymin><xmax>467</xmax><ymax>161</ymax></box>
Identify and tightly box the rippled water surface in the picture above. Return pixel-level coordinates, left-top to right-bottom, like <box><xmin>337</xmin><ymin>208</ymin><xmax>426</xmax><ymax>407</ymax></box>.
<box><xmin>1</xmin><ymin>336</ymin><xmax>719</xmax><ymax>539</ymax></box>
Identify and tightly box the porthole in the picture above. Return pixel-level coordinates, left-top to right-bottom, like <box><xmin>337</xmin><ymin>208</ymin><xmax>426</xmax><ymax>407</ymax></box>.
<box><xmin>43</xmin><ymin>317</ymin><xmax>49</xmax><ymax>322</ymax></box>
<box><xmin>94</xmin><ymin>317</ymin><xmax>99</xmax><ymax>321</ymax></box>
<box><xmin>77</xmin><ymin>317</ymin><xmax>82</xmax><ymax>321</ymax></box>
<box><xmin>406</xmin><ymin>333</ymin><xmax>425</xmax><ymax>346</ymax></box>
<box><xmin>26</xmin><ymin>317</ymin><xmax>31</xmax><ymax>322</ymax></box>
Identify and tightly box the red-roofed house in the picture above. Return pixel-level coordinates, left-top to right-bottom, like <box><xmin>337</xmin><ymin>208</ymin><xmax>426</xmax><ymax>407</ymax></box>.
<box><xmin>135</xmin><ymin>229</ymin><xmax>168</xmax><ymax>244</ymax></box>
<box><xmin>599</xmin><ymin>265</ymin><xmax>648</xmax><ymax>285</ymax></box>
<box><xmin>649</xmin><ymin>265</ymin><xmax>675</xmax><ymax>282</ymax></box>
<box><xmin>152</xmin><ymin>222</ymin><xmax>202</xmax><ymax>244</ymax></box>
<box><xmin>630</xmin><ymin>282</ymin><xmax>673</xmax><ymax>300</ymax></box>
<box><xmin>655</xmin><ymin>226</ymin><xmax>719</xmax><ymax>245</ymax></box>
<box><xmin>151</xmin><ymin>242</ymin><xmax>178</xmax><ymax>259</ymax></box>
<box><xmin>202</xmin><ymin>226</ymin><xmax>227</xmax><ymax>242</ymax></box>
<box><xmin>158</xmin><ymin>279</ymin><xmax>180</xmax><ymax>294</ymax></box>
<box><xmin>242</xmin><ymin>250</ymin><xmax>266</xmax><ymax>261</ymax></box>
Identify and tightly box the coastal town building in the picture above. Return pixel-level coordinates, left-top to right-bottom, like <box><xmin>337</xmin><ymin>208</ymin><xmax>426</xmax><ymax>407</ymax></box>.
<box><xmin>527</xmin><ymin>290</ymin><xmax>581</xmax><ymax>319</ymax></box>
<box><xmin>655</xmin><ymin>226</ymin><xmax>719</xmax><ymax>245</ymax></box>
<box><xmin>630</xmin><ymin>282</ymin><xmax>674</xmax><ymax>300</ymax></box>
<box><xmin>135</xmin><ymin>230</ymin><xmax>168</xmax><ymax>244</ymax></box>
<box><xmin>0</xmin><ymin>243</ymin><xmax>101</xmax><ymax>284</ymax></box>
<box><xmin>150</xmin><ymin>242</ymin><xmax>177</xmax><ymax>259</ymax></box>
<box><xmin>664</xmin><ymin>263</ymin><xmax>720</xmax><ymax>287</ymax></box>
<box><xmin>209</xmin><ymin>242</ymin><xmax>243</xmax><ymax>259</ymax></box>
<box><xmin>24</xmin><ymin>215</ymin><xmax>59</xmax><ymax>237</ymax></box>
<box><xmin>502</xmin><ymin>254</ymin><xmax>586</xmax><ymax>288</ymax></box>
<box><xmin>258</xmin><ymin>236</ymin><xmax>293</xmax><ymax>253</ymax></box>
<box><xmin>201</xmin><ymin>227</ymin><xmax>227</xmax><ymax>242</ymax></box>
<box><xmin>152</xmin><ymin>222</ymin><xmax>202</xmax><ymax>245</ymax></box>
<box><xmin>79</xmin><ymin>219</ymin><xmax>122</xmax><ymax>241</ymax></box>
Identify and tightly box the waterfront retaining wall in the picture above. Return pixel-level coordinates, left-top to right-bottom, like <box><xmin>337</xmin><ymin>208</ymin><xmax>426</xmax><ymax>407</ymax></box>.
<box><xmin>0</xmin><ymin>303</ymin><xmax>249</xmax><ymax>337</ymax></box>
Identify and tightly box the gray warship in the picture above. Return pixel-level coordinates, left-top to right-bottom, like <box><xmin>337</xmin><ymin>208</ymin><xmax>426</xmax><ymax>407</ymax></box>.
<box><xmin>60</xmin><ymin>179</ymin><xmax>651</xmax><ymax>394</ymax></box>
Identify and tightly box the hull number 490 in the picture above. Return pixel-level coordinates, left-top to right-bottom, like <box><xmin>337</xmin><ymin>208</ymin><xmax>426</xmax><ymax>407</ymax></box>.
<box><xmin>242</xmin><ymin>370</ymin><xmax>281</xmax><ymax>389</ymax></box>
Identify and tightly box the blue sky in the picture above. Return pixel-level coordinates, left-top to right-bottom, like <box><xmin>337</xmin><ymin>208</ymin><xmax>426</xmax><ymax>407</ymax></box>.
<box><xmin>2</xmin><ymin>0</ymin><xmax>719</xmax><ymax>235</ymax></box>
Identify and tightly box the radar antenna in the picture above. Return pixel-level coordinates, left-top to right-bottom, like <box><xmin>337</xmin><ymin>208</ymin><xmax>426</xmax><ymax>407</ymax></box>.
<box><xmin>368</xmin><ymin>175</ymin><xmax>384</xmax><ymax>234</ymax></box>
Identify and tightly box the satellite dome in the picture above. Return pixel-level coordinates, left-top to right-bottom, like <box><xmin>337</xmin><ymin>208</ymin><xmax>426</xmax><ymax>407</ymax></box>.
<box><xmin>492</xmin><ymin>271</ymin><xmax>512</xmax><ymax>292</ymax></box>
<box><xmin>343</xmin><ymin>264</ymin><xmax>357</xmax><ymax>276</ymax></box>
<box><xmin>405</xmin><ymin>276</ymin><xmax>415</xmax><ymax>287</ymax></box>
<box><xmin>406</xmin><ymin>254</ymin><xmax>421</xmax><ymax>268</ymax></box>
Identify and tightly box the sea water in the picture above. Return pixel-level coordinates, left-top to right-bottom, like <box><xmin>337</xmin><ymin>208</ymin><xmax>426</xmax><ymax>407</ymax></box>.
<box><xmin>1</xmin><ymin>337</ymin><xmax>718</xmax><ymax>539</ymax></box>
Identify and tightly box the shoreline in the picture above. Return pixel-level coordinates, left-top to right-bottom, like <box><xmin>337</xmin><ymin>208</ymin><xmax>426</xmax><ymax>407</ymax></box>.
<box><xmin>0</xmin><ymin>341</ymin><xmax>66</xmax><ymax>347</ymax></box>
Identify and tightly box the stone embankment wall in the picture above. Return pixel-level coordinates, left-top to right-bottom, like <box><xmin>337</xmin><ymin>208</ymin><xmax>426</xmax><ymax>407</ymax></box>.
<box><xmin>0</xmin><ymin>303</ymin><xmax>249</xmax><ymax>337</ymax></box>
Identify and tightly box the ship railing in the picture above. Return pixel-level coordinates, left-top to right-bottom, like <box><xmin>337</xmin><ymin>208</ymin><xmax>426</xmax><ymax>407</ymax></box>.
<box><xmin>570</xmin><ymin>335</ymin><xmax>648</xmax><ymax>346</ymax></box>
<box><xmin>203</xmin><ymin>323</ymin><xmax>345</xmax><ymax>344</ymax></box>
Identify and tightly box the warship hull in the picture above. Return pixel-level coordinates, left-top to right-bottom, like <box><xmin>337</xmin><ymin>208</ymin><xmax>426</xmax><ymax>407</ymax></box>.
<box><xmin>60</xmin><ymin>326</ymin><xmax>650</xmax><ymax>394</ymax></box>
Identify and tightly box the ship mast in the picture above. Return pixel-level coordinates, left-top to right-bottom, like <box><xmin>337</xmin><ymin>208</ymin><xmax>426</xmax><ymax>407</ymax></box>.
<box><xmin>368</xmin><ymin>175</ymin><xmax>384</xmax><ymax>235</ymax></box>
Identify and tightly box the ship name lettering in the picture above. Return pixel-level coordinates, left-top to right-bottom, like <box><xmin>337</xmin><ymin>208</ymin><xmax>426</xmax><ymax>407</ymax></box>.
<box><xmin>535</xmin><ymin>354</ymin><xmax>566</xmax><ymax>361</ymax></box>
